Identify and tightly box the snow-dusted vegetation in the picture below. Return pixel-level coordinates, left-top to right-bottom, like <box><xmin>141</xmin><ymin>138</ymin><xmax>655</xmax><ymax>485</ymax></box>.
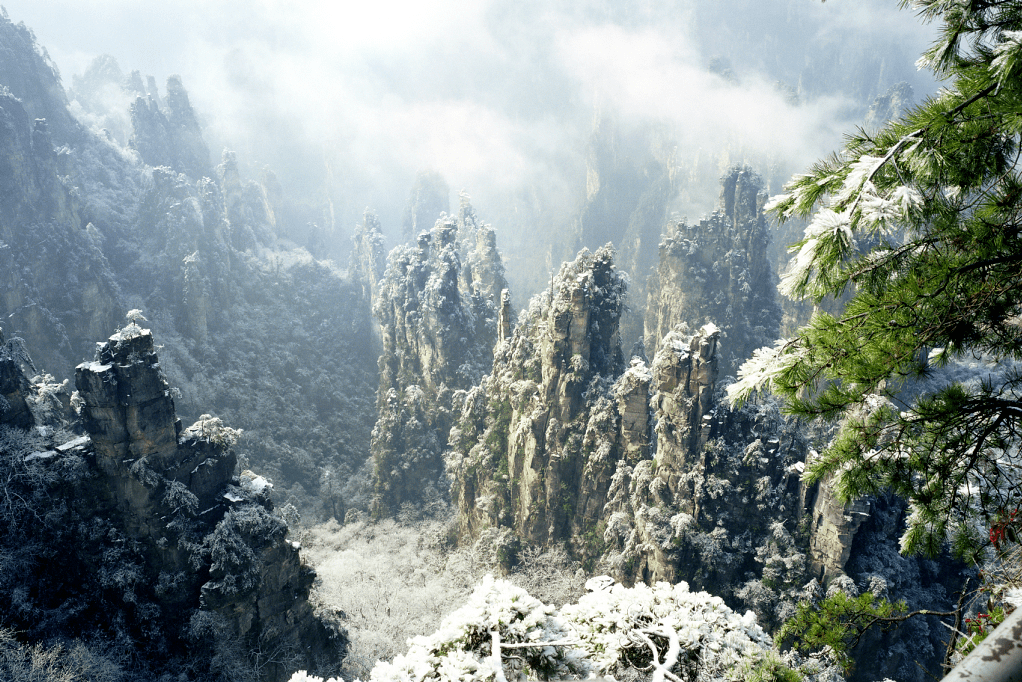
<box><xmin>292</xmin><ymin>574</ymin><xmax>845</xmax><ymax>682</ymax></box>
<box><xmin>3</xmin><ymin>0</ymin><xmax>1021</xmax><ymax>681</ymax></box>
<box><xmin>301</xmin><ymin>513</ymin><xmax>587</xmax><ymax>680</ymax></box>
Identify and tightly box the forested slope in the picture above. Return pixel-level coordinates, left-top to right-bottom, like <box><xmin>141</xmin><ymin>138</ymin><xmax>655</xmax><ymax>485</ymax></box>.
<box><xmin>0</xmin><ymin>14</ymin><xmax>378</xmax><ymax>520</ymax></box>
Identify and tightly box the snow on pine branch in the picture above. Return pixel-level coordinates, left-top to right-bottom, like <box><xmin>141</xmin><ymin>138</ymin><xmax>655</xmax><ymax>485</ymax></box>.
<box><xmin>832</xmin><ymin>155</ymin><xmax>885</xmax><ymax>206</ymax></box>
<box><xmin>726</xmin><ymin>339</ymin><xmax>796</xmax><ymax>408</ymax></box>
<box><xmin>770</xmin><ymin>144</ymin><xmax>924</xmax><ymax>301</ymax></box>
<box><xmin>778</xmin><ymin>208</ymin><xmax>853</xmax><ymax>298</ymax></box>
<box><xmin>992</xmin><ymin>30</ymin><xmax>1022</xmax><ymax>88</ymax></box>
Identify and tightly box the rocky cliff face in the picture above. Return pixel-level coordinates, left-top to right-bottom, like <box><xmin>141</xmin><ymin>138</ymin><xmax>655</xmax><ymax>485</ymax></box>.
<box><xmin>446</xmin><ymin>245</ymin><xmax>825</xmax><ymax>630</ymax></box>
<box><xmin>70</xmin><ymin>327</ymin><xmax>342</xmax><ymax>680</ymax></box>
<box><xmin>350</xmin><ymin>209</ymin><xmax>387</xmax><ymax>306</ymax></box>
<box><xmin>67</xmin><ymin>54</ymin><xmax>152</xmax><ymax>147</ymax></box>
<box><xmin>129</xmin><ymin>74</ymin><xmax>212</xmax><ymax>181</ymax></box>
<box><xmin>0</xmin><ymin>82</ymin><xmax>121</xmax><ymax>374</ymax></box>
<box><xmin>0</xmin><ymin>12</ymin><xmax>225</xmax><ymax>372</ymax></box>
<box><xmin>0</xmin><ymin>328</ymin><xmax>34</xmax><ymax>428</ymax></box>
<box><xmin>803</xmin><ymin>472</ymin><xmax>872</xmax><ymax>583</ymax></box>
<box><xmin>447</xmin><ymin>263</ymin><xmax>963</xmax><ymax>681</ymax></box>
<box><xmin>0</xmin><ymin>12</ymin><xmax>379</xmax><ymax>520</ymax></box>
<box><xmin>569</xmin><ymin>117</ymin><xmax>679</xmax><ymax>349</ymax></box>
<box><xmin>456</xmin><ymin>193</ymin><xmax>510</xmax><ymax>308</ymax></box>
<box><xmin>0</xmin><ymin>55</ymin><xmax>375</xmax><ymax>682</ymax></box>
<box><xmin>0</xmin><ymin>326</ymin><xmax>343</xmax><ymax>681</ymax></box>
<box><xmin>645</xmin><ymin>167</ymin><xmax>782</xmax><ymax>375</ymax></box>
<box><xmin>599</xmin><ymin>335</ymin><xmax>810</xmax><ymax>630</ymax></box>
<box><xmin>0</xmin><ymin>13</ymin><xmax>82</xmax><ymax>146</ymax></box>
<box><xmin>448</xmin><ymin>245</ymin><xmax>628</xmax><ymax>553</ymax></box>
<box><xmin>219</xmin><ymin>148</ymin><xmax>280</xmax><ymax>252</ymax></box>
<box><xmin>369</xmin><ymin>206</ymin><xmax>506</xmax><ymax>516</ymax></box>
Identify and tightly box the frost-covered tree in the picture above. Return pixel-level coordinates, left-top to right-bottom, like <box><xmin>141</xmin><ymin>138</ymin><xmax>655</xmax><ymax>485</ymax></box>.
<box><xmin>369</xmin><ymin>575</ymin><xmax>585</xmax><ymax>682</ymax></box>
<box><xmin>728</xmin><ymin>0</ymin><xmax>1022</xmax><ymax>560</ymax></box>
<box><xmin>290</xmin><ymin>575</ymin><xmax>823</xmax><ymax>682</ymax></box>
<box><xmin>560</xmin><ymin>577</ymin><xmax>810</xmax><ymax>682</ymax></box>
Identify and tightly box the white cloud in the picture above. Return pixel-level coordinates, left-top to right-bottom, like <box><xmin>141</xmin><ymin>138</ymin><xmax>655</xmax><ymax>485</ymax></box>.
<box><xmin>2</xmin><ymin>0</ymin><xmax>939</xmax><ymax>237</ymax></box>
<box><xmin>557</xmin><ymin>23</ymin><xmax>850</xmax><ymax>169</ymax></box>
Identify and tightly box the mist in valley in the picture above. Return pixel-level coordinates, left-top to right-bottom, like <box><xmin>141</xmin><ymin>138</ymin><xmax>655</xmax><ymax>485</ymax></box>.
<box><xmin>3</xmin><ymin>0</ymin><xmax>938</xmax><ymax>295</ymax></box>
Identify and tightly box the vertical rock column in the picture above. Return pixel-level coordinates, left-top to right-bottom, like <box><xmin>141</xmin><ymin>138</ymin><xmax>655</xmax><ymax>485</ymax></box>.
<box><xmin>0</xmin><ymin>328</ymin><xmax>34</xmax><ymax>428</ymax></box>
<box><xmin>615</xmin><ymin>359</ymin><xmax>652</xmax><ymax>463</ymax></box>
<box><xmin>650</xmin><ymin>323</ymin><xmax>720</xmax><ymax>500</ymax></box>
<box><xmin>75</xmin><ymin>327</ymin><xmax>341</xmax><ymax>681</ymax></box>
<box><xmin>76</xmin><ymin>327</ymin><xmax>180</xmax><ymax>476</ymax></box>
<box><xmin>450</xmin><ymin>246</ymin><xmax>628</xmax><ymax>548</ymax></box>
<box><xmin>805</xmin><ymin>472</ymin><xmax>872</xmax><ymax>582</ymax></box>
<box><xmin>644</xmin><ymin>167</ymin><xmax>781</xmax><ymax>375</ymax></box>
<box><xmin>75</xmin><ymin>327</ymin><xmax>183</xmax><ymax>541</ymax></box>
<box><xmin>497</xmin><ymin>289</ymin><xmax>512</xmax><ymax>344</ymax></box>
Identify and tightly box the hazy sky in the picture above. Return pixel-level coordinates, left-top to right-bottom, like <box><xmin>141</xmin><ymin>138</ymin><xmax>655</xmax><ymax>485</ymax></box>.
<box><xmin>0</xmin><ymin>1</ymin><xmax>942</xmax><ymax>248</ymax></box>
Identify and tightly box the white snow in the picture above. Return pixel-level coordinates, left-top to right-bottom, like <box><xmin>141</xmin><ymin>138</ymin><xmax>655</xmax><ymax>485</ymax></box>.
<box><xmin>241</xmin><ymin>471</ymin><xmax>273</xmax><ymax>494</ymax></box>
<box><xmin>24</xmin><ymin>451</ymin><xmax>57</xmax><ymax>463</ymax></box>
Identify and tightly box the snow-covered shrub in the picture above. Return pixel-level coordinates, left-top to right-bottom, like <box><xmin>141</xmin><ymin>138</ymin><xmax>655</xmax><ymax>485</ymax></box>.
<box><xmin>309</xmin><ymin>570</ymin><xmax>810</xmax><ymax>682</ymax></box>
<box><xmin>369</xmin><ymin>575</ymin><xmax>585</xmax><ymax>682</ymax></box>
<box><xmin>561</xmin><ymin>577</ymin><xmax>775</xmax><ymax>681</ymax></box>
<box><xmin>26</xmin><ymin>373</ymin><xmax>70</xmax><ymax>426</ymax></box>
<box><xmin>304</xmin><ymin>514</ymin><xmax>589</xmax><ymax>681</ymax></box>
<box><xmin>185</xmin><ymin>414</ymin><xmax>242</xmax><ymax>449</ymax></box>
<box><xmin>0</xmin><ymin>627</ymin><xmax>125</xmax><ymax>682</ymax></box>
<box><xmin>198</xmin><ymin>505</ymin><xmax>285</xmax><ymax>599</ymax></box>
<box><xmin>505</xmin><ymin>543</ymin><xmax>587</xmax><ymax>607</ymax></box>
<box><xmin>288</xmin><ymin>673</ymin><xmax>344</xmax><ymax>682</ymax></box>
<box><xmin>304</xmin><ymin>515</ymin><xmax>482</xmax><ymax>679</ymax></box>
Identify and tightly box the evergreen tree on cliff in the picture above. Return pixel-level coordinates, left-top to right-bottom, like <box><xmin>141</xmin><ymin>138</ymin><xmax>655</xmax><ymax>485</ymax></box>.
<box><xmin>729</xmin><ymin>0</ymin><xmax>1022</xmax><ymax>560</ymax></box>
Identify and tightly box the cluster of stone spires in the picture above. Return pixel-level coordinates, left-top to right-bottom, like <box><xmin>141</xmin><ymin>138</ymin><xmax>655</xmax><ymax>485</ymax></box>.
<box><xmin>2</xmin><ymin>325</ymin><xmax>343</xmax><ymax>682</ymax></box>
<box><xmin>357</xmin><ymin>167</ymin><xmax>866</xmax><ymax>599</ymax></box>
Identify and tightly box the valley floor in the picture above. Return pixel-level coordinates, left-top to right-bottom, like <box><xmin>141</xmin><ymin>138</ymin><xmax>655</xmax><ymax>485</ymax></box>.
<box><xmin>300</xmin><ymin>513</ymin><xmax>587</xmax><ymax>680</ymax></box>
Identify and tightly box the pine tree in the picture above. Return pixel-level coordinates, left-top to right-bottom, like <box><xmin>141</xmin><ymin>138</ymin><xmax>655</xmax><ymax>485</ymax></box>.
<box><xmin>729</xmin><ymin>0</ymin><xmax>1022</xmax><ymax>560</ymax></box>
